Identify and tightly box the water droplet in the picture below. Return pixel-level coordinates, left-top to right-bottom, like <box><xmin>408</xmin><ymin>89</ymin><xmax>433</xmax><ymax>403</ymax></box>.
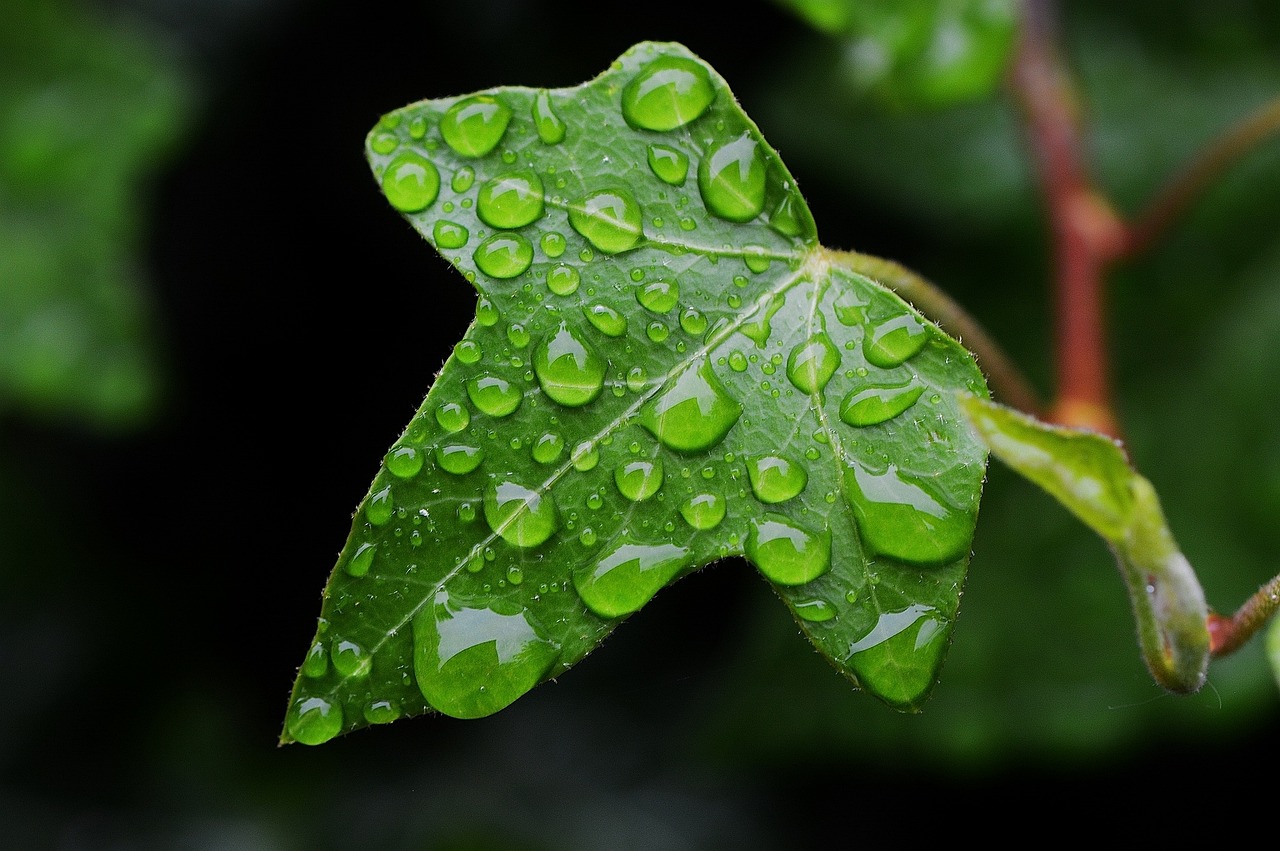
<box><xmin>743</xmin><ymin>246</ymin><xmax>771</xmax><ymax>273</ymax></box>
<box><xmin>386</xmin><ymin>445</ymin><xmax>424</xmax><ymax>478</ymax></box>
<box><xmin>484</xmin><ymin>480</ymin><xmax>559</xmax><ymax>548</ymax></box>
<box><xmin>467</xmin><ymin>374</ymin><xmax>522</xmax><ymax>417</ymax></box>
<box><xmin>844</xmin><ymin>462</ymin><xmax>971</xmax><ymax>564</ymax></box>
<box><xmin>370</xmin><ymin>131</ymin><xmax>399</xmax><ymax>154</ymax></box>
<box><xmin>539</xmin><ymin>265</ymin><xmax>579</xmax><ymax>298</ymax></box>
<box><xmin>769</xmin><ymin>192</ymin><xmax>814</xmax><ymax>238</ymax></box>
<box><xmin>786</xmin><ymin>333</ymin><xmax>841</xmax><ymax>395</ymax></box>
<box><xmin>679</xmin><ymin>492</ymin><xmax>726</xmax><ymax>530</ymax></box>
<box><xmin>506</xmin><ymin>323</ymin><xmax>531</xmax><ymax>348</ymax></box>
<box><xmin>621</xmin><ymin>56</ymin><xmax>716</xmax><ymax>131</ymax></box>
<box><xmin>331</xmin><ymin>639</ymin><xmax>372</xmax><ymax>678</ymax></box>
<box><xmin>474</xmin><ymin>233</ymin><xmax>534</xmax><ymax>279</ymax></box>
<box><xmin>728</xmin><ymin>351</ymin><xmax>748</xmax><ymax>372</ymax></box>
<box><xmin>477</xmin><ymin>171</ymin><xmax>545</xmax><ymax>229</ymax></box>
<box><xmin>532</xmin><ymin>432</ymin><xmax>564</xmax><ymax>464</ymax></box>
<box><xmin>533</xmin><ymin>321</ymin><xmax>606</xmax><ymax>407</ymax></box>
<box><xmin>451</xmin><ymin>166</ymin><xmax>475</xmax><ymax>193</ymax></box>
<box><xmin>571</xmin><ymin>441</ymin><xmax>599</xmax><ymax>471</ymax></box>
<box><xmin>532</xmin><ymin>89</ymin><xmax>566</xmax><ymax>144</ymax></box>
<box><xmin>844</xmin><ymin>604</ymin><xmax>945</xmax><ymax>698</ymax></box>
<box><xmin>636</xmin><ymin>279</ymin><xmax>679</xmax><ymax>313</ymax></box>
<box><xmin>507</xmin><ymin>565</ymin><xmax>524</xmax><ymax>585</ymax></box>
<box><xmin>679</xmin><ymin>307</ymin><xmax>708</xmax><ymax>335</ymax></box>
<box><xmin>302</xmin><ymin>641</ymin><xmax>328</xmax><ymax>677</ymax></box>
<box><xmin>579</xmin><ymin>527</ymin><xmax>597</xmax><ymax>546</ymax></box>
<box><xmin>583</xmin><ymin>303</ymin><xmax>627</xmax><ymax>337</ymax></box>
<box><xmin>740</xmin><ymin>293</ymin><xmax>784</xmax><ymax>347</ymax></box>
<box><xmin>794</xmin><ymin>598</ymin><xmax>836</xmax><ymax>623</ymax></box>
<box><xmin>541</xmin><ymin>231</ymin><xmax>567</xmax><ymax>258</ymax></box>
<box><xmin>624</xmin><ymin>365</ymin><xmax>647</xmax><ymax>393</ymax></box>
<box><xmin>454</xmin><ymin>339</ymin><xmax>482</xmax><ymax>364</ymax></box>
<box><xmin>746</xmin><ymin>514</ymin><xmax>831</xmax><ymax>586</ymax></box>
<box><xmin>639</xmin><ymin>360</ymin><xmax>742</xmax><ymax>453</ymax></box>
<box><xmin>363</xmin><ymin>699</ymin><xmax>400</xmax><ymax>725</ymax></box>
<box><xmin>436</xmin><ymin>402</ymin><xmax>471</xmax><ymax>433</ymax></box>
<box><xmin>382</xmin><ymin>152</ymin><xmax>440</xmax><ymax>212</ymax></box>
<box><xmin>864</xmin><ymin>313</ymin><xmax>929</xmax><ymax>367</ymax></box>
<box><xmin>698</xmin><ymin>132</ymin><xmax>766</xmax><ymax>222</ymax></box>
<box><xmin>647</xmin><ymin>144</ymin><xmax>689</xmax><ymax>185</ymax></box>
<box><xmin>413</xmin><ymin>591</ymin><xmax>560</xmax><ymax>719</ymax></box>
<box><xmin>747</xmin><ymin>455</ymin><xmax>807</xmax><ymax>503</ymax></box>
<box><xmin>574</xmin><ymin>541</ymin><xmax>693</xmax><ymax>618</ymax></box>
<box><xmin>408</xmin><ymin>115</ymin><xmax>427</xmax><ymax>139</ymax></box>
<box><xmin>434</xmin><ymin>219</ymin><xmax>469</xmax><ymax>249</ymax></box>
<box><xmin>840</xmin><ymin>379</ymin><xmax>925</xmax><ymax>427</ymax></box>
<box><xmin>367</xmin><ymin>485</ymin><xmax>393</xmax><ymax>526</ymax></box>
<box><xmin>569</xmin><ymin>189</ymin><xmax>643</xmax><ymax>255</ymax></box>
<box><xmin>476</xmin><ymin>298</ymin><xmax>499</xmax><ymax>326</ymax></box>
<box><xmin>646</xmin><ymin>321</ymin><xmax>669</xmax><ymax>342</ymax></box>
<box><xmin>436</xmin><ymin>443</ymin><xmax>484</xmax><ymax>475</ymax></box>
<box><xmin>440</xmin><ymin>95</ymin><xmax>512</xmax><ymax>157</ymax></box>
<box><xmin>287</xmin><ymin>696</ymin><xmax>343</xmax><ymax>745</ymax></box>
<box><xmin>344</xmin><ymin>542</ymin><xmax>377</xmax><ymax>577</ymax></box>
<box><xmin>458</xmin><ymin>502</ymin><xmax>477</xmax><ymax>522</ymax></box>
<box><xmin>615</xmin><ymin>458</ymin><xmax>664</xmax><ymax>501</ymax></box>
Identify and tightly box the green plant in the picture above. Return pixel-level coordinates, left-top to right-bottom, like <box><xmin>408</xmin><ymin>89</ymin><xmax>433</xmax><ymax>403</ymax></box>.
<box><xmin>281</xmin><ymin>3</ymin><xmax>1280</xmax><ymax>746</ymax></box>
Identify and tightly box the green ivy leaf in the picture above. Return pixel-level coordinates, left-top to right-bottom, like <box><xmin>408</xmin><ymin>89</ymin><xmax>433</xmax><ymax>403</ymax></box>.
<box><xmin>958</xmin><ymin>394</ymin><xmax>1211</xmax><ymax>693</ymax></box>
<box><xmin>282</xmin><ymin>41</ymin><xmax>990</xmax><ymax>745</ymax></box>
<box><xmin>773</xmin><ymin>0</ymin><xmax>1020</xmax><ymax>108</ymax></box>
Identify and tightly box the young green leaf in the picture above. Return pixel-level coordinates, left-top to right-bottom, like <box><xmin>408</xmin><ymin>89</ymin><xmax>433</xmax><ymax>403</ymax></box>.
<box><xmin>283</xmin><ymin>41</ymin><xmax>991</xmax><ymax>745</ymax></box>
<box><xmin>958</xmin><ymin>394</ymin><xmax>1210</xmax><ymax>694</ymax></box>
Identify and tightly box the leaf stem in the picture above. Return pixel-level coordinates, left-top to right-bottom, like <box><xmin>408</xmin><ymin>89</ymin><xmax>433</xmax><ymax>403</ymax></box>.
<box><xmin>1122</xmin><ymin>94</ymin><xmax>1280</xmax><ymax>258</ymax></box>
<box><xmin>838</xmin><ymin>249</ymin><xmax>1045</xmax><ymax>417</ymax></box>
<box><xmin>1207</xmin><ymin>572</ymin><xmax>1280</xmax><ymax>658</ymax></box>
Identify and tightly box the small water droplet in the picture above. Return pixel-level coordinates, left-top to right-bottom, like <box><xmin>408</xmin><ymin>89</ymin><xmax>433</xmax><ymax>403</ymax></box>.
<box><xmin>840</xmin><ymin>379</ymin><xmax>925</xmax><ymax>427</ymax></box>
<box><xmin>458</xmin><ymin>502</ymin><xmax>477</xmax><ymax>522</ymax></box>
<box><xmin>507</xmin><ymin>565</ymin><xmax>524</xmax><ymax>585</ymax></box>
<box><xmin>532</xmin><ymin>89</ymin><xmax>567</xmax><ymax>144</ymax></box>
<box><xmin>679</xmin><ymin>307</ymin><xmax>708</xmax><ymax>335</ymax></box>
<box><xmin>636</xmin><ymin>279</ymin><xmax>679</xmax><ymax>313</ymax></box>
<box><xmin>746</xmin><ymin>514</ymin><xmax>831</xmax><ymax>586</ymax></box>
<box><xmin>408</xmin><ymin>115</ymin><xmax>427</xmax><ymax>139</ymax></box>
<box><xmin>386</xmin><ymin>445</ymin><xmax>424</xmax><ymax>478</ymax></box>
<box><xmin>747</xmin><ymin>455</ymin><xmax>807</xmax><ymax>503</ymax></box>
<box><xmin>287</xmin><ymin>696</ymin><xmax>343</xmax><ymax>745</ymax></box>
<box><xmin>435</xmin><ymin>402</ymin><xmax>471</xmax><ymax>433</ymax></box>
<box><xmin>363</xmin><ymin>699</ymin><xmax>401</xmax><ymax>725</ymax></box>
<box><xmin>370</xmin><ymin>131</ymin><xmax>399</xmax><ymax>154</ymax></box>
<box><xmin>794</xmin><ymin>598</ymin><xmax>836</xmax><ymax>623</ymax></box>
<box><xmin>451</xmin><ymin>166</ymin><xmax>476</xmax><ymax>193</ymax></box>
<box><xmin>621</xmin><ymin>56</ymin><xmax>715</xmax><ymax>131</ymax></box>
<box><xmin>583</xmin><ymin>303</ymin><xmax>627</xmax><ymax>337</ymax></box>
<box><xmin>864</xmin><ymin>313</ymin><xmax>930</xmax><ymax>367</ymax></box>
<box><xmin>786</xmin><ymin>333</ymin><xmax>841</xmax><ymax>394</ymax></box>
<box><xmin>440</xmin><ymin>95</ymin><xmax>512</xmax><ymax>157</ymax></box>
<box><xmin>344</xmin><ymin>542</ymin><xmax>377</xmax><ymax>578</ymax></box>
<box><xmin>533</xmin><ymin>321</ymin><xmax>606</xmax><ymax>407</ymax></box>
<box><xmin>475</xmin><ymin>297</ymin><xmax>499</xmax><ymax>326</ymax></box>
<box><xmin>743</xmin><ymin>245</ymin><xmax>770</xmax><ymax>273</ymax></box>
<box><xmin>569</xmin><ymin>189</ymin><xmax>643</xmax><ymax>254</ymax></box>
<box><xmin>728</xmin><ymin>351</ymin><xmax>748</xmax><ymax>372</ymax></box>
<box><xmin>541</xmin><ymin>231</ymin><xmax>567</xmax><ymax>258</ymax></box>
<box><xmin>454</xmin><ymin>339</ymin><xmax>482</xmax><ymax>364</ymax></box>
<box><xmin>367</xmin><ymin>485</ymin><xmax>394</xmax><ymax>526</ymax></box>
<box><xmin>330</xmin><ymin>639</ymin><xmax>372</xmax><ymax>678</ymax></box>
<box><xmin>574</xmin><ymin>541</ymin><xmax>693</xmax><ymax>618</ymax></box>
<box><xmin>532</xmin><ymin>432</ymin><xmax>565</xmax><ymax>464</ymax></box>
<box><xmin>626</xmin><ymin>365</ymin><xmax>648</xmax><ymax>393</ymax></box>
<box><xmin>679</xmin><ymin>492</ymin><xmax>726</xmax><ymax>530</ymax></box>
<box><xmin>506</xmin><ymin>323</ymin><xmax>531</xmax><ymax>349</ymax></box>
<box><xmin>436</xmin><ymin>443</ymin><xmax>484</xmax><ymax>475</ymax></box>
<box><xmin>434</xmin><ymin>219</ymin><xmax>469</xmax><ymax>249</ymax></box>
<box><xmin>467</xmin><ymin>374</ymin><xmax>522</xmax><ymax>417</ymax></box>
<box><xmin>484</xmin><ymin>480</ymin><xmax>559</xmax><ymax>548</ymax></box>
<box><xmin>698</xmin><ymin>132</ymin><xmax>766</xmax><ymax>222</ymax></box>
<box><xmin>646</xmin><ymin>321</ymin><xmax>669</xmax><ymax>342</ymax></box>
<box><xmin>571</xmin><ymin>441</ymin><xmax>599</xmax><ymax>471</ymax></box>
<box><xmin>382</xmin><ymin>152</ymin><xmax>440</xmax><ymax>212</ymax></box>
<box><xmin>477</xmin><ymin>171</ymin><xmax>545</xmax><ymax>229</ymax></box>
<box><xmin>544</xmin><ymin>264</ymin><xmax>580</xmax><ymax>296</ymax></box>
<box><xmin>579</xmin><ymin>527</ymin><xmax>597</xmax><ymax>546</ymax></box>
<box><xmin>302</xmin><ymin>641</ymin><xmax>328</xmax><ymax>677</ymax></box>
<box><xmin>647</xmin><ymin>143</ymin><xmax>689</xmax><ymax>185</ymax></box>
<box><xmin>474</xmin><ymin>233</ymin><xmax>534</xmax><ymax>279</ymax></box>
<box><xmin>615</xmin><ymin>458</ymin><xmax>664</xmax><ymax>501</ymax></box>
<box><xmin>639</xmin><ymin>360</ymin><xmax>742</xmax><ymax>453</ymax></box>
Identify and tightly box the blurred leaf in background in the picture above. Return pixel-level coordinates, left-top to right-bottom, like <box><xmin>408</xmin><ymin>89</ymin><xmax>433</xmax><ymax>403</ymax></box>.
<box><xmin>0</xmin><ymin>0</ymin><xmax>190</xmax><ymax>430</ymax></box>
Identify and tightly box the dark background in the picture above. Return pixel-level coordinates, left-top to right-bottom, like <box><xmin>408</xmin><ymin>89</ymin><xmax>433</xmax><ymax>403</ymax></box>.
<box><xmin>3</xmin><ymin>0</ymin><xmax>1279</xmax><ymax>847</ymax></box>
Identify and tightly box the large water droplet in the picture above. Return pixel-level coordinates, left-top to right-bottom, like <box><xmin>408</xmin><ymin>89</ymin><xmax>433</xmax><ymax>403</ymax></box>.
<box><xmin>844</xmin><ymin>462</ymin><xmax>971</xmax><ymax>564</ymax></box>
<box><xmin>747</xmin><ymin>455</ymin><xmax>807</xmax><ymax>503</ymax></box>
<box><xmin>583</xmin><ymin>303</ymin><xmax>627</xmax><ymax>337</ymax></box>
<box><xmin>647</xmin><ymin>144</ymin><xmax>689</xmax><ymax>185</ymax></box>
<box><xmin>344</xmin><ymin>542</ymin><xmax>376</xmax><ymax>578</ymax></box>
<box><xmin>844</xmin><ymin>603</ymin><xmax>947</xmax><ymax>708</ymax></box>
<box><xmin>615</xmin><ymin>458</ymin><xmax>663</xmax><ymax>501</ymax></box>
<box><xmin>331</xmin><ymin>639</ymin><xmax>371</xmax><ymax>678</ymax></box>
<box><xmin>381</xmin><ymin>152</ymin><xmax>440</xmax><ymax>212</ymax></box>
<box><xmin>413</xmin><ymin>591</ymin><xmax>560</xmax><ymax>719</ymax></box>
<box><xmin>541</xmin><ymin>231</ymin><xmax>567</xmax><ymax>258</ymax></box>
<box><xmin>287</xmin><ymin>696</ymin><xmax>343</xmax><ymax>745</ymax></box>
<box><xmin>786</xmin><ymin>333</ymin><xmax>841</xmax><ymax>394</ymax></box>
<box><xmin>533</xmin><ymin>321</ymin><xmax>606</xmax><ymax>407</ymax></box>
<box><xmin>768</xmin><ymin>192</ymin><xmax>814</xmax><ymax>239</ymax></box>
<box><xmin>440</xmin><ymin>95</ymin><xmax>512</xmax><ymax>158</ymax></box>
<box><xmin>532</xmin><ymin>89</ymin><xmax>566</xmax><ymax>144</ymax></box>
<box><xmin>467</xmin><ymin>374</ymin><xmax>522</xmax><ymax>417</ymax></box>
<box><xmin>435</xmin><ymin>402</ymin><xmax>470</xmax><ymax>433</ymax></box>
<box><xmin>636</xmin><ymin>279</ymin><xmax>679</xmax><ymax>313</ymax></box>
<box><xmin>386</xmin><ymin>445</ymin><xmax>423</xmax><ymax>479</ymax></box>
<box><xmin>698</xmin><ymin>132</ymin><xmax>767</xmax><ymax>222</ymax></box>
<box><xmin>484</xmin><ymin>480</ymin><xmax>559</xmax><ymax>548</ymax></box>
<box><xmin>864</xmin><ymin>314</ymin><xmax>929</xmax><ymax>368</ymax></box>
<box><xmin>746</xmin><ymin>515</ymin><xmax>831</xmax><ymax>585</ymax></box>
<box><xmin>840</xmin><ymin>379</ymin><xmax>924</xmax><ymax>427</ymax></box>
<box><xmin>639</xmin><ymin>360</ymin><xmax>742</xmax><ymax>453</ymax></box>
<box><xmin>436</xmin><ymin>443</ymin><xmax>484</xmax><ymax>475</ymax></box>
<box><xmin>569</xmin><ymin>189</ymin><xmax>643</xmax><ymax>255</ymax></box>
<box><xmin>574</xmin><ymin>541</ymin><xmax>693</xmax><ymax>618</ymax></box>
<box><xmin>621</xmin><ymin>56</ymin><xmax>715</xmax><ymax>131</ymax></box>
<box><xmin>740</xmin><ymin>294</ymin><xmax>784</xmax><ymax>347</ymax></box>
<box><xmin>477</xmin><ymin>171</ymin><xmax>545</xmax><ymax>229</ymax></box>
<box><xmin>434</xmin><ymin>219</ymin><xmax>469</xmax><ymax>249</ymax></box>
<box><xmin>474</xmin><ymin>233</ymin><xmax>533</xmax><ymax>279</ymax></box>
<box><xmin>679</xmin><ymin>492</ymin><xmax>726</xmax><ymax>530</ymax></box>
<box><xmin>794</xmin><ymin>598</ymin><xmax>835</xmax><ymax>623</ymax></box>
<box><xmin>547</xmin><ymin>264</ymin><xmax>580</xmax><ymax>295</ymax></box>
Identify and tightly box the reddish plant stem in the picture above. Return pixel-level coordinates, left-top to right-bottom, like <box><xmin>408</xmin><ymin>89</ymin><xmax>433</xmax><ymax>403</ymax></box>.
<box><xmin>1009</xmin><ymin>0</ymin><xmax>1125</xmax><ymax>438</ymax></box>
<box><xmin>1207</xmin><ymin>574</ymin><xmax>1280</xmax><ymax>657</ymax></box>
